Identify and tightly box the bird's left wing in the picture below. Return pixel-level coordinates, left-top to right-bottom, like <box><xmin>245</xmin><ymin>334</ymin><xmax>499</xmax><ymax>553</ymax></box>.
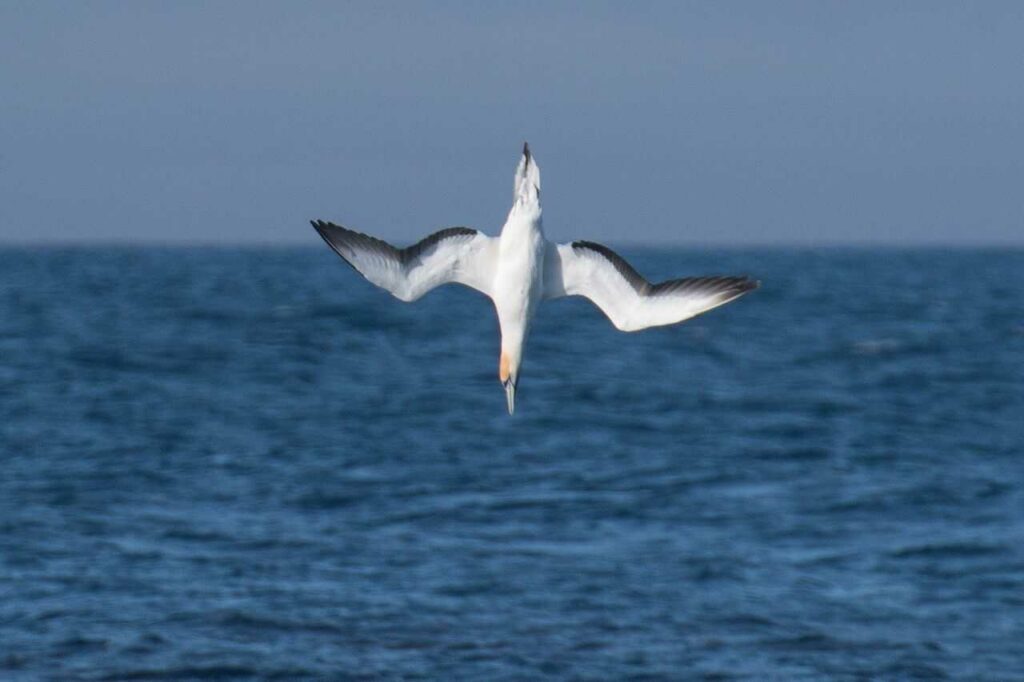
<box><xmin>544</xmin><ymin>240</ymin><xmax>758</xmax><ymax>332</ymax></box>
<box><xmin>312</xmin><ymin>220</ymin><xmax>498</xmax><ymax>301</ymax></box>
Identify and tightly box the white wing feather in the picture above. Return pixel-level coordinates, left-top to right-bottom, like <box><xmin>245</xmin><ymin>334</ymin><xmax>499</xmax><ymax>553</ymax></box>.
<box><xmin>544</xmin><ymin>240</ymin><xmax>758</xmax><ymax>332</ymax></box>
<box><xmin>313</xmin><ymin>220</ymin><xmax>498</xmax><ymax>301</ymax></box>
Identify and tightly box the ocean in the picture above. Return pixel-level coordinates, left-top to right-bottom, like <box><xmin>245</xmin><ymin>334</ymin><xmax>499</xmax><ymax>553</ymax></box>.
<box><xmin>1</xmin><ymin>246</ymin><xmax>1022</xmax><ymax>680</ymax></box>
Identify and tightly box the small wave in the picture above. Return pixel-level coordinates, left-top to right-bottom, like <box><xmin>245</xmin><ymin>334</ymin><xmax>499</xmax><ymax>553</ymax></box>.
<box><xmin>160</xmin><ymin>528</ymin><xmax>231</xmax><ymax>543</ymax></box>
<box><xmin>289</xmin><ymin>490</ymin><xmax>360</xmax><ymax>510</ymax></box>
<box><xmin>713</xmin><ymin>613</ymin><xmax>778</xmax><ymax>629</ymax></box>
<box><xmin>890</xmin><ymin>542</ymin><xmax>1007</xmax><ymax>559</ymax></box>
<box><xmin>55</xmin><ymin>635</ymin><xmax>109</xmax><ymax>653</ymax></box>
<box><xmin>101</xmin><ymin>666</ymin><xmax>259</xmax><ymax>681</ymax></box>
<box><xmin>216</xmin><ymin>610</ymin><xmax>345</xmax><ymax>635</ymax></box>
<box><xmin>851</xmin><ymin>338</ymin><xmax>903</xmax><ymax>356</ymax></box>
<box><xmin>765</xmin><ymin>631</ymin><xmax>849</xmax><ymax>652</ymax></box>
<box><xmin>751</xmin><ymin>446</ymin><xmax>830</xmax><ymax>461</ymax></box>
<box><xmin>880</xmin><ymin>661</ymin><xmax>951</xmax><ymax>680</ymax></box>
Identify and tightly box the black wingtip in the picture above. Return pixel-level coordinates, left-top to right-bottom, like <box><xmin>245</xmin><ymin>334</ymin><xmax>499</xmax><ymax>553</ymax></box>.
<box><xmin>523</xmin><ymin>141</ymin><xmax>530</xmax><ymax>164</ymax></box>
<box><xmin>727</xmin><ymin>276</ymin><xmax>761</xmax><ymax>294</ymax></box>
<box><xmin>310</xmin><ymin>219</ymin><xmax>335</xmax><ymax>250</ymax></box>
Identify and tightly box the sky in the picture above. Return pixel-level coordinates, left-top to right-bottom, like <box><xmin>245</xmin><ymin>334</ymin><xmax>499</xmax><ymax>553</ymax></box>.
<box><xmin>2</xmin><ymin>2</ymin><xmax>1023</xmax><ymax>246</ymax></box>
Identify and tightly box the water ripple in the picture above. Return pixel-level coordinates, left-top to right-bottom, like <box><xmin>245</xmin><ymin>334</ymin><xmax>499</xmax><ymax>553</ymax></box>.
<box><xmin>1</xmin><ymin>247</ymin><xmax>1022</xmax><ymax>680</ymax></box>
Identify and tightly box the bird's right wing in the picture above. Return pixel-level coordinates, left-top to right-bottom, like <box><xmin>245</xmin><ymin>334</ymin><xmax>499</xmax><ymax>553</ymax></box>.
<box><xmin>544</xmin><ymin>240</ymin><xmax>758</xmax><ymax>332</ymax></box>
<box><xmin>312</xmin><ymin>220</ymin><xmax>498</xmax><ymax>301</ymax></box>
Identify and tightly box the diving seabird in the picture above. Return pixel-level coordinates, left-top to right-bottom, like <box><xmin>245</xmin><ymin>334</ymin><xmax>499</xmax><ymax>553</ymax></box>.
<box><xmin>312</xmin><ymin>143</ymin><xmax>758</xmax><ymax>414</ymax></box>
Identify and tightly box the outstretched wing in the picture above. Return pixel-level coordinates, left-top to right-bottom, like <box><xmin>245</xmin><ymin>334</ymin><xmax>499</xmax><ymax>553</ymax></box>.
<box><xmin>544</xmin><ymin>240</ymin><xmax>758</xmax><ymax>332</ymax></box>
<box><xmin>312</xmin><ymin>220</ymin><xmax>498</xmax><ymax>301</ymax></box>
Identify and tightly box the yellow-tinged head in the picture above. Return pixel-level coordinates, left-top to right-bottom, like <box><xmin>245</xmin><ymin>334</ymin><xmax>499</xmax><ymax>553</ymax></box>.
<box><xmin>499</xmin><ymin>353</ymin><xmax>511</xmax><ymax>383</ymax></box>
<box><xmin>499</xmin><ymin>351</ymin><xmax>518</xmax><ymax>415</ymax></box>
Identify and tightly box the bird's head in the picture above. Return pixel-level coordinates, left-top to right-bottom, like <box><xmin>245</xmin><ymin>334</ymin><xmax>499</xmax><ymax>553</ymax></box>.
<box><xmin>499</xmin><ymin>351</ymin><xmax>520</xmax><ymax>415</ymax></box>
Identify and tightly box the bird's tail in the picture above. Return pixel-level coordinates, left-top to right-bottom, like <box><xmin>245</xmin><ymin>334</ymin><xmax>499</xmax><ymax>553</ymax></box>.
<box><xmin>513</xmin><ymin>142</ymin><xmax>541</xmax><ymax>205</ymax></box>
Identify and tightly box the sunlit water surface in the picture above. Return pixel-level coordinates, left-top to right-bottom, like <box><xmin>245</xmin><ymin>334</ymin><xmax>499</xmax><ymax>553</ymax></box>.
<box><xmin>1</xmin><ymin>247</ymin><xmax>1022</xmax><ymax>680</ymax></box>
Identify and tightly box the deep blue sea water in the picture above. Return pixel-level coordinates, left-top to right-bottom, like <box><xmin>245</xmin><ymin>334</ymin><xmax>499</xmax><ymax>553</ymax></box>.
<box><xmin>1</xmin><ymin>246</ymin><xmax>1022</xmax><ymax>681</ymax></box>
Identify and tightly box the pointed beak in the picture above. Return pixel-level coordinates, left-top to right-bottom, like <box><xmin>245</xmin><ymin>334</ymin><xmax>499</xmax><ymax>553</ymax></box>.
<box><xmin>503</xmin><ymin>378</ymin><xmax>516</xmax><ymax>415</ymax></box>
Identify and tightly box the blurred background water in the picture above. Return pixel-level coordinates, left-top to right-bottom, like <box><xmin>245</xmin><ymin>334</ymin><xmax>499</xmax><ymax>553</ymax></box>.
<box><xmin>1</xmin><ymin>246</ymin><xmax>1022</xmax><ymax>680</ymax></box>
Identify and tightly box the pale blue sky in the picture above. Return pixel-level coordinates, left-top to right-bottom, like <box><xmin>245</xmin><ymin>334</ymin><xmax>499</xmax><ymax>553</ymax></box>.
<box><xmin>3</xmin><ymin>2</ymin><xmax>1023</xmax><ymax>245</ymax></box>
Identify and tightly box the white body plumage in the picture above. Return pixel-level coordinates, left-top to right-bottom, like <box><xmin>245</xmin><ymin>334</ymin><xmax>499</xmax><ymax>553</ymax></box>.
<box><xmin>312</xmin><ymin>143</ymin><xmax>758</xmax><ymax>414</ymax></box>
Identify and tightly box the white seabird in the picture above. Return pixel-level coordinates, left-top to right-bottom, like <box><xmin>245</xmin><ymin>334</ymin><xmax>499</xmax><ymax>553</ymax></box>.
<box><xmin>312</xmin><ymin>143</ymin><xmax>759</xmax><ymax>414</ymax></box>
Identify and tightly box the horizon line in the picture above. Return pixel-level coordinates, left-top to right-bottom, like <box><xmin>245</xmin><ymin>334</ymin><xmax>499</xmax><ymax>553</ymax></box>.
<box><xmin>1</xmin><ymin>238</ymin><xmax>1022</xmax><ymax>251</ymax></box>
